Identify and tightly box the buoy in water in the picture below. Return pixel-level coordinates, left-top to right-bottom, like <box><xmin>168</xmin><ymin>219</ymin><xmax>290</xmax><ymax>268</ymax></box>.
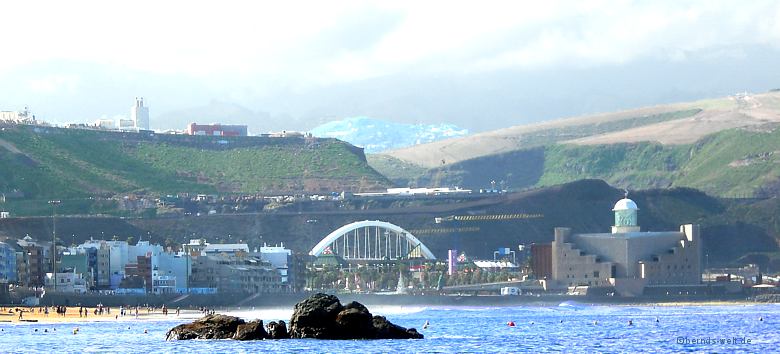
<box><xmin>507</xmin><ymin>321</ymin><xmax>516</xmax><ymax>327</ymax></box>
<box><xmin>759</xmin><ymin>317</ymin><xmax>763</xmax><ymax>322</ymax></box>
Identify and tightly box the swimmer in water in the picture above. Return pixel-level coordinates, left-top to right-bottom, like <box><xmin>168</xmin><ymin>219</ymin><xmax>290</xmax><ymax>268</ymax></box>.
<box><xmin>422</xmin><ymin>320</ymin><xmax>430</xmax><ymax>329</ymax></box>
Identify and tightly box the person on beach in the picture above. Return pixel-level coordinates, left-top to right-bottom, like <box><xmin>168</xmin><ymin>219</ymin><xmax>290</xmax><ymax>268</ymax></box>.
<box><xmin>79</xmin><ymin>307</ymin><xmax>83</xmax><ymax>318</ymax></box>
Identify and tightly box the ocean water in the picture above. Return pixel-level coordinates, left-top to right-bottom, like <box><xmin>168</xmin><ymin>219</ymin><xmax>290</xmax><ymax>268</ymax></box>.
<box><xmin>1</xmin><ymin>303</ymin><xmax>777</xmax><ymax>353</ymax></box>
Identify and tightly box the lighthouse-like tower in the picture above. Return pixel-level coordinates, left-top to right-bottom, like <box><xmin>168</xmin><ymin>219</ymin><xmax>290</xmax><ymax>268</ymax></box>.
<box><xmin>611</xmin><ymin>191</ymin><xmax>640</xmax><ymax>234</ymax></box>
<box><xmin>131</xmin><ymin>97</ymin><xmax>150</xmax><ymax>130</ymax></box>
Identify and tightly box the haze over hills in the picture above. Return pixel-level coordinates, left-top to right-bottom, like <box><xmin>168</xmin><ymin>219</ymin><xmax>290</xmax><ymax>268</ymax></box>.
<box><xmin>310</xmin><ymin>117</ymin><xmax>468</xmax><ymax>153</ymax></box>
<box><xmin>372</xmin><ymin>91</ymin><xmax>780</xmax><ymax>197</ymax></box>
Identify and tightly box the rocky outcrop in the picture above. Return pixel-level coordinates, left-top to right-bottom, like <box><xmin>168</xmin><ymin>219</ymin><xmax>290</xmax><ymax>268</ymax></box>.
<box><xmin>373</xmin><ymin>315</ymin><xmax>423</xmax><ymax>339</ymax></box>
<box><xmin>166</xmin><ymin>314</ymin><xmax>267</xmax><ymax>341</ymax></box>
<box><xmin>288</xmin><ymin>293</ymin><xmax>344</xmax><ymax>339</ymax></box>
<box><xmin>289</xmin><ymin>293</ymin><xmax>423</xmax><ymax>339</ymax></box>
<box><xmin>167</xmin><ymin>293</ymin><xmax>422</xmax><ymax>341</ymax></box>
<box><xmin>266</xmin><ymin>320</ymin><xmax>289</xmax><ymax>339</ymax></box>
<box><xmin>233</xmin><ymin>320</ymin><xmax>268</xmax><ymax>340</ymax></box>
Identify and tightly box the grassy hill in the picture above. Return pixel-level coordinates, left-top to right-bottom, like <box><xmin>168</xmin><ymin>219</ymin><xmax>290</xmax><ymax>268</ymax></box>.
<box><xmin>0</xmin><ymin>125</ymin><xmax>390</xmax><ymax>215</ymax></box>
<box><xmin>407</xmin><ymin>127</ymin><xmax>780</xmax><ymax>197</ymax></box>
<box><xmin>383</xmin><ymin>92</ymin><xmax>780</xmax><ymax>168</ymax></box>
<box><xmin>374</xmin><ymin>91</ymin><xmax>780</xmax><ymax>197</ymax></box>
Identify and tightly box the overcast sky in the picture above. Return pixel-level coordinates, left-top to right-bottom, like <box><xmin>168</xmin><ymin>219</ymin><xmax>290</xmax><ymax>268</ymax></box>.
<box><xmin>1</xmin><ymin>1</ymin><xmax>779</xmax><ymax>133</ymax></box>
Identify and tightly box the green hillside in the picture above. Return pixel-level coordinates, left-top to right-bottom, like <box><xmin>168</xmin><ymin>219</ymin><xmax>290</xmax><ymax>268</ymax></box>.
<box><xmin>0</xmin><ymin>125</ymin><xmax>389</xmax><ymax>215</ymax></box>
<box><xmin>402</xmin><ymin>126</ymin><xmax>780</xmax><ymax>197</ymax></box>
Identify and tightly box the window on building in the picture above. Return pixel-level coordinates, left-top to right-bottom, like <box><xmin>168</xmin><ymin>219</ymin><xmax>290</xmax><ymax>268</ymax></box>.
<box><xmin>593</xmin><ymin>271</ymin><xmax>599</xmax><ymax>278</ymax></box>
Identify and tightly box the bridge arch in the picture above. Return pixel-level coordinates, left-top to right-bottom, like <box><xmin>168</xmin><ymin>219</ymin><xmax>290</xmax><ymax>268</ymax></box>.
<box><xmin>309</xmin><ymin>220</ymin><xmax>435</xmax><ymax>261</ymax></box>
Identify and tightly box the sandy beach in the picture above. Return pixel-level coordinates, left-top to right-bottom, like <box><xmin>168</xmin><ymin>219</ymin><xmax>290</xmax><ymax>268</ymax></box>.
<box><xmin>0</xmin><ymin>306</ymin><xmax>202</xmax><ymax>324</ymax></box>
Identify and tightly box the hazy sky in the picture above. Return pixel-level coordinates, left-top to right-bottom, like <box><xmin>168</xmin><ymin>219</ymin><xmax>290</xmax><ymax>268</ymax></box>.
<box><xmin>1</xmin><ymin>1</ymin><xmax>779</xmax><ymax>133</ymax></box>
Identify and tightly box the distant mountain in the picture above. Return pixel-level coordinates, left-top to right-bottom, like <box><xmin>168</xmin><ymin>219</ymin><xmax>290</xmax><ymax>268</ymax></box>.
<box><xmin>310</xmin><ymin>117</ymin><xmax>468</xmax><ymax>153</ymax></box>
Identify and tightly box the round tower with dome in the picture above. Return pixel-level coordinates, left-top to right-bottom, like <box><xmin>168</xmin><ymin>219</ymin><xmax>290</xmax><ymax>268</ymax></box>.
<box><xmin>611</xmin><ymin>190</ymin><xmax>641</xmax><ymax>233</ymax></box>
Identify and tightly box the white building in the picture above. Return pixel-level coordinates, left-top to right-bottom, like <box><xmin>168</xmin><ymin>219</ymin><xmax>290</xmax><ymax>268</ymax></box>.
<box><xmin>131</xmin><ymin>97</ymin><xmax>149</xmax><ymax>130</ymax></box>
<box><xmin>0</xmin><ymin>107</ymin><xmax>36</xmax><ymax>124</ymax></box>
<box><xmin>259</xmin><ymin>244</ymin><xmax>292</xmax><ymax>284</ymax></box>
<box><xmin>79</xmin><ymin>239</ymin><xmax>131</xmax><ymax>288</ymax></box>
<box><xmin>45</xmin><ymin>272</ymin><xmax>88</xmax><ymax>293</ymax></box>
<box><xmin>156</xmin><ymin>252</ymin><xmax>191</xmax><ymax>293</ymax></box>
<box><xmin>129</xmin><ymin>241</ymin><xmax>163</xmax><ymax>261</ymax></box>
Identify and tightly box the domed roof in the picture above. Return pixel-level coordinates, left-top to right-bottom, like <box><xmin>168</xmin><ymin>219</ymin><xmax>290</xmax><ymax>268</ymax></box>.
<box><xmin>612</xmin><ymin>198</ymin><xmax>638</xmax><ymax>211</ymax></box>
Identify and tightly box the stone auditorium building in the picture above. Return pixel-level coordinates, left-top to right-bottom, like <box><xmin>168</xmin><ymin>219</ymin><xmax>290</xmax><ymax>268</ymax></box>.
<box><xmin>551</xmin><ymin>195</ymin><xmax>702</xmax><ymax>296</ymax></box>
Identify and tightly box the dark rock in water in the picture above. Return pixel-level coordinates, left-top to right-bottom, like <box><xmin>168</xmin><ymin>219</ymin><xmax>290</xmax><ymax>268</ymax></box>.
<box><xmin>167</xmin><ymin>314</ymin><xmax>269</xmax><ymax>341</ymax></box>
<box><xmin>373</xmin><ymin>315</ymin><xmax>423</xmax><ymax>339</ymax></box>
<box><xmin>335</xmin><ymin>301</ymin><xmax>375</xmax><ymax>339</ymax></box>
<box><xmin>266</xmin><ymin>320</ymin><xmax>290</xmax><ymax>339</ymax></box>
<box><xmin>289</xmin><ymin>293</ymin><xmax>423</xmax><ymax>340</ymax></box>
<box><xmin>166</xmin><ymin>314</ymin><xmax>248</xmax><ymax>340</ymax></box>
<box><xmin>289</xmin><ymin>293</ymin><xmax>344</xmax><ymax>339</ymax></box>
<box><xmin>233</xmin><ymin>320</ymin><xmax>268</xmax><ymax>340</ymax></box>
<box><xmin>167</xmin><ymin>293</ymin><xmax>422</xmax><ymax>341</ymax></box>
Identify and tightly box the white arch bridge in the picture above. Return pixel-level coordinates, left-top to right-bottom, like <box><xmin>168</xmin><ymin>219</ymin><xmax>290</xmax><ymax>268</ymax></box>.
<box><xmin>309</xmin><ymin>220</ymin><xmax>436</xmax><ymax>261</ymax></box>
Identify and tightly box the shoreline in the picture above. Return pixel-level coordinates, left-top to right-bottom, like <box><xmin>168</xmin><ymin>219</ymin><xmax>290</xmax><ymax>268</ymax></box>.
<box><xmin>0</xmin><ymin>306</ymin><xmax>203</xmax><ymax>324</ymax></box>
<box><xmin>0</xmin><ymin>299</ymin><xmax>770</xmax><ymax>325</ymax></box>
